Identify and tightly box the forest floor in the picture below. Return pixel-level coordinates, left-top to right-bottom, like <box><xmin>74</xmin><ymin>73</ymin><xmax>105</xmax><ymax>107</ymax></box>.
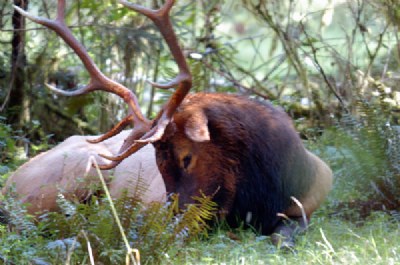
<box><xmin>167</xmin><ymin>206</ymin><xmax>400</xmax><ymax>265</ymax></box>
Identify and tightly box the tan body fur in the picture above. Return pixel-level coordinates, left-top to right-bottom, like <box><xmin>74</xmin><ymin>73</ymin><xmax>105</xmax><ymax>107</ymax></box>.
<box><xmin>2</xmin><ymin>130</ymin><xmax>165</xmax><ymax>215</ymax></box>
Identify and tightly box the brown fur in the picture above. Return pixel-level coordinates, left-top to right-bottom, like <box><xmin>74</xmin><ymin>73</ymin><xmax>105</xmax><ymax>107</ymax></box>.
<box><xmin>153</xmin><ymin>93</ymin><xmax>333</xmax><ymax>237</ymax></box>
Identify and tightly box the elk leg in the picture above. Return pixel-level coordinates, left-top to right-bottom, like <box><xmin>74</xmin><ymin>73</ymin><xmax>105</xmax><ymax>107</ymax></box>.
<box><xmin>270</xmin><ymin>216</ymin><xmax>308</xmax><ymax>248</ymax></box>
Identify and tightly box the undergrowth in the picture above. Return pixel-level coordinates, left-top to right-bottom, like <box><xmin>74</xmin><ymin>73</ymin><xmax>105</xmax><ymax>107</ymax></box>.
<box><xmin>321</xmin><ymin>93</ymin><xmax>400</xmax><ymax>217</ymax></box>
<box><xmin>0</xmin><ymin>190</ymin><xmax>217</xmax><ymax>264</ymax></box>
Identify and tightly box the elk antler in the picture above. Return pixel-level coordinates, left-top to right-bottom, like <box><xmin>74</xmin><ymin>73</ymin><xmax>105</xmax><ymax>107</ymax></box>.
<box><xmin>15</xmin><ymin>0</ymin><xmax>192</xmax><ymax>169</ymax></box>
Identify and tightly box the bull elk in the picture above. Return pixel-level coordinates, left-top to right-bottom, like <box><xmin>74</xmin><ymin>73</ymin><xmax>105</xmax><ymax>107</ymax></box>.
<box><xmin>13</xmin><ymin>0</ymin><xmax>333</xmax><ymax>247</ymax></box>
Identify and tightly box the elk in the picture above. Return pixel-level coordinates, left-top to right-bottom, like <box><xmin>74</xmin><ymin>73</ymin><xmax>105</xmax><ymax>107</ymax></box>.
<box><xmin>2</xmin><ymin>130</ymin><xmax>165</xmax><ymax>215</ymax></box>
<box><xmin>13</xmin><ymin>0</ymin><xmax>333</xmax><ymax>247</ymax></box>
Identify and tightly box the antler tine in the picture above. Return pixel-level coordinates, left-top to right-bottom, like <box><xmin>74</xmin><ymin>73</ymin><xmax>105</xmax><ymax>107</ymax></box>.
<box><xmin>119</xmin><ymin>0</ymin><xmax>193</xmax><ymax>146</ymax></box>
<box><xmin>14</xmin><ymin>0</ymin><xmax>151</xmax><ymax>135</ymax></box>
<box><xmin>97</xmin><ymin>160</ymin><xmax>121</xmax><ymax>170</ymax></box>
<box><xmin>95</xmin><ymin>137</ymin><xmax>145</xmax><ymax>170</ymax></box>
<box><xmin>87</xmin><ymin>115</ymin><xmax>134</xmax><ymax>144</ymax></box>
<box><xmin>119</xmin><ymin>0</ymin><xmax>191</xmax><ymax>87</ymax></box>
<box><xmin>98</xmin><ymin>131</ymin><xmax>148</xmax><ymax>163</ymax></box>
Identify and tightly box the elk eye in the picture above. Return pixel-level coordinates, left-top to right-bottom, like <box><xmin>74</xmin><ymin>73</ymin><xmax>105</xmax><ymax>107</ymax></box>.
<box><xmin>183</xmin><ymin>154</ymin><xmax>192</xmax><ymax>169</ymax></box>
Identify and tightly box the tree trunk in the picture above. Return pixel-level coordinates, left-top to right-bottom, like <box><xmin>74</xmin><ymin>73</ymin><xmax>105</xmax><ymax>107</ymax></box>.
<box><xmin>8</xmin><ymin>0</ymin><xmax>29</xmax><ymax>127</ymax></box>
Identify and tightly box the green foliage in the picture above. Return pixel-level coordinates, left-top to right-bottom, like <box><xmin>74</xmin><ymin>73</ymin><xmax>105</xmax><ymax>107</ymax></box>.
<box><xmin>0</xmin><ymin>117</ymin><xmax>19</xmax><ymax>183</ymax></box>
<box><xmin>166</xmin><ymin>211</ymin><xmax>400</xmax><ymax>264</ymax></box>
<box><xmin>0</xmin><ymin>116</ymin><xmax>16</xmax><ymax>166</ymax></box>
<box><xmin>0</xmin><ymin>190</ymin><xmax>217</xmax><ymax>264</ymax></box>
<box><xmin>0</xmin><ymin>186</ymin><xmax>45</xmax><ymax>264</ymax></box>
<box><xmin>0</xmin><ymin>118</ymin><xmax>57</xmax><ymax>190</ymax></box>
<box><xmin>323</xmin><ymin>93</ymin><xmax>400</xmax><ymax>209</ymax></box>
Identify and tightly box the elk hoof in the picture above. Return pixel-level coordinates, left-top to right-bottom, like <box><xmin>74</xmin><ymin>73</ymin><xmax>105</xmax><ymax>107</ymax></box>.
<box><xmin>271</xmin><ymin>217</ymin><xmax>308</xmax><ymax>249</ymax></box>
<box><xmin>271</xmin><ymin>231</ymin><xmax>295</xmax><ymax>250</ymax></box>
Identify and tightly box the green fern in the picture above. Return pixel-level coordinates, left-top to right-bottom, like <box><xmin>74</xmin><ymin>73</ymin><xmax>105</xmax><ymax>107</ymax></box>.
<box><xmin>0</xmin><ymin>182</ymin><xmax>217</xmax><ymax>264</ymax></box>
<box><xmin>329</xmin><ymin>92</ymin><xmax>400</xmax><ymax>211</ymax></box>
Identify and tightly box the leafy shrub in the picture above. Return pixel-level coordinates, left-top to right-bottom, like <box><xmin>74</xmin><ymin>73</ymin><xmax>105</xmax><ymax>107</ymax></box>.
<box><xmin>0</xmin><ymin>187</ymin><xmax>216</xmax><ymax>264</ymax></box>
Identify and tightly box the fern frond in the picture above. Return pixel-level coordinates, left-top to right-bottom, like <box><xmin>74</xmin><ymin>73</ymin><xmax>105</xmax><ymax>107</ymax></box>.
<box><xmin>332</xmin><ymin>85</ymin><xmax>400</xmax><ymax>211</ymax></box>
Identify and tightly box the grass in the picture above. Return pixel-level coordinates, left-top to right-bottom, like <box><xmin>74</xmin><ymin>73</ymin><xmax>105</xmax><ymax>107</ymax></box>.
<box><xmin>165</xmin><ymin>209</ymin><xmax>400</xmax><ymax>265</ymax></box>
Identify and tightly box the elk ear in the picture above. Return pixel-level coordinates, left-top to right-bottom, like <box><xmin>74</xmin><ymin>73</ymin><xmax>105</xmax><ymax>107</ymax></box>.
<box><xmin>184</xmin><ymin>110</ymin><xmax>210</xmax><ymax>142</ymax></box>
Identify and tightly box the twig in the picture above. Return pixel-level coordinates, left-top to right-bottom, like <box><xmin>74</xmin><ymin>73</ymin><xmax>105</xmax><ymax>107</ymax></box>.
<box><xmin>65</xmin><ymin>232</ymin><xmax>83</xmax><ymax>265</ymax></box>
<box><xmin>82</xmin><ymin>230</ymin><xmax>95</xmax><ymax>265</ymax></box>
<box><xmin>88</xmin><ymin>156</ymin><xmax>140</xmax><ymax>265</ymax></box>
<box><xmin>300</xmin><ymin>22</ymin><xmax>348</xmax><ymax>112</ymax></box>
<box><xmin>201</xmin><ymin>60</ymin><xmax>270</xmax><ymax>100</ymax></box>
<box><xmin>365</xmin><ymin>24</ymin><xmax>390</xmax><ymax>74</ymax></box>
<box><xmin>381</xmin><ymin>43</ymin><xmax>392</xmax><ymax>81</ymax></box>
<box><xmin>290</xmin><ymin>196</ymin><xmax>308</xmax><ymax>228</ymax></box>
<box><xmin>370</xmin><ymin>180</ymin><xmax>396</xmax><ymax>207</ymax></box>
<box><xmin>0</xmin><ymin>65</ymin><xmax>16</xmax><ymax>112</ymax></box>
<box><xmin>320</xmin><ymin>228</ymin><xmax>335</xmax><ymax>253</ymax></box>
<box><xmin>42</xmin><ymin>98</ymin><xmax>97</xmax><ymax>134</ymax></box>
